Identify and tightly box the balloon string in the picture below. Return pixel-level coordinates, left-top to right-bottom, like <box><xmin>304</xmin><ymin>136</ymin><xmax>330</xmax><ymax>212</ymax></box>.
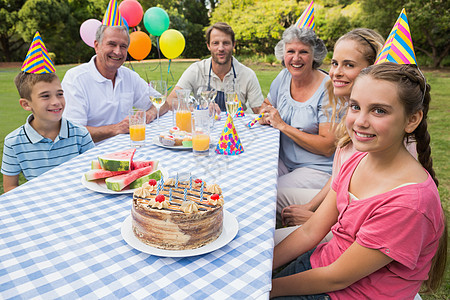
<box><xmin>167</xmin><ymin>59</ymin><xmax>173</xmax><ymax>93</ymax></box>
<box><xmin>157</xmin><ymin>36</ymin><xmax>163</xmax><ymax>81</ymax></box>
<box><xmin>127</xmin><ymin>55</ymin><xmax>135</xmax><ymax>72</ymax></box>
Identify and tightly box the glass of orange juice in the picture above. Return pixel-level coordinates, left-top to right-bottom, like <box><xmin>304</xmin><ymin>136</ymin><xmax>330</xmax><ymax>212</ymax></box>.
<box><xmin>129</xmin><ymin>108</ymin><xmax>146</xmax><ymax>147</ymax></box>
<box><xmin>191</xmin><ymin>112</ymin><xmax>211</xmax><ymax>156</ymax></box>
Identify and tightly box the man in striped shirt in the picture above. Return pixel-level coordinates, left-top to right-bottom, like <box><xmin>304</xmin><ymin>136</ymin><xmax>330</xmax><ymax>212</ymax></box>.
<box><xmin>1</xmin><ymin>71</ymin><xmax>94</xmax><ymax>192</ymax></box>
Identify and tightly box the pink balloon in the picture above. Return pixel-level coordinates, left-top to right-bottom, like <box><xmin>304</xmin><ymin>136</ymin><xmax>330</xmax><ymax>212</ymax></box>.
<box><xmin>119</xmin><ymin>0</ymin><xmax>144</xmax><ymax>28</ymax></box>
<box><xmin>80</xmin><ymin>19</ymin><xmax>101</xmax><ymax>48</ymax></box>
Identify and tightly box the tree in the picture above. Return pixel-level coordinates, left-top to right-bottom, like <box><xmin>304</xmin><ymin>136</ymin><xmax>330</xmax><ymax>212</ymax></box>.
<box><xmin>0</xmin><ymin>1</ymin><xmax>27</xmax><ymax>62</ymax></box>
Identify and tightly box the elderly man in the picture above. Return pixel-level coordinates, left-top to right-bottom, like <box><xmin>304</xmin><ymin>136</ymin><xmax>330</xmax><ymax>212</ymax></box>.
<box><xmin>165</xmin><ymin>22</ymin><xmax>264</xmax><ymax>114</ymax></box>
<box><xmin>62</xmin><ymin>25</ymin><xmax>158</xmax><ymax>143</ymax></box>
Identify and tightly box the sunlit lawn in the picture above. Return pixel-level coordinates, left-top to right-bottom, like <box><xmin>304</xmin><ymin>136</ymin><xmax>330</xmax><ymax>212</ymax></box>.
<box><xmin>0</xmin><ymin>60</ymin><xmax>448</xmax><ymax>298</ymax></box>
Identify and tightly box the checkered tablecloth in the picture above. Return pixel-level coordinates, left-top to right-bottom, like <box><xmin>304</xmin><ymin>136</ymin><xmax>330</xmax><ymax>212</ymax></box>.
<box><xmin>0</xmin><ymin>113</ymin><xmax>279</xmax><ymax>299</ymax></box>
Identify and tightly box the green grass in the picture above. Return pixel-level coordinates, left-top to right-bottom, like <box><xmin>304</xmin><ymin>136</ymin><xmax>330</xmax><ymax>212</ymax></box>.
<box><xmin>0</xmin><ymin>60</ymin><xmax>448</xmax><ymax>298</ymax></box>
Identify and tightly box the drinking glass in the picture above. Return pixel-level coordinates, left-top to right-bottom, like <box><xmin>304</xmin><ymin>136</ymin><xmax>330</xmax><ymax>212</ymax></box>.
<box><xmin>197</xmin><ymin>85</ymin><xmax>217</xmax><ymax>129</ymax></box>
<box><xmin>225</xmin><ymin>83</ymin><xmax>239</xmax><ymax>118</ymax></box>
<box><xmin>191</xmin><ymin>111</ymin><xmax>211</xmax><ymax>157</ymax></box>
<box><xmin>149</xmin><ymin>80</ymin><xmax>167</xmax><ymax>129</ymax></box>
<box><xmin>129</xmin><ymin>108</ymin><xmax>146</xmax><ymax>147</ymax></box>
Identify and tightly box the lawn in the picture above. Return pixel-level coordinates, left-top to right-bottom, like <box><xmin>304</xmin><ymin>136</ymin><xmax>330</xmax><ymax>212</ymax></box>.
<box><xmin>0</xmin><ymin>60</ymin><xmax>448</xmax><ymax>298</ymax></box>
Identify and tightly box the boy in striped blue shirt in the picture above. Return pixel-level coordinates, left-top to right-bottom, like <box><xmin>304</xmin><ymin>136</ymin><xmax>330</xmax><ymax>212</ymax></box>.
<box><xmin>1</xmin><ymin>32</ymin><xmax>94</xmax><ymax>193</ymax></box>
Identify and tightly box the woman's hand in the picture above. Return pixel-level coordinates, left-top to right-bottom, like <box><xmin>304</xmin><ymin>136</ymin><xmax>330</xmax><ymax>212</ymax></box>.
<box><xmin>281</xmin><ymin>204</ymin><xmax>314</xmax><ymax>226</ymax></box>
<box><xmin>260</xmin><ymin>105</ymin><xmax>286</xmax><ymax>130</ymax></box>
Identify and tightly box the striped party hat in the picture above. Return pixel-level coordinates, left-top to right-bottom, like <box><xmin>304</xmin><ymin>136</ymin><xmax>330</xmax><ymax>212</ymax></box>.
<box><xmin>295</xmin><ymin>1</ymin><xmax>315</xmax><ymax>31</ymax></box>
<box><xmin>102</xmin><ymin>0</ymin><xmax>125</xmax><ymax>26</ymax></box>
<box><xmin>21</xmin><ymin>32</ymin><xmax>56</xmax><ymax>74</ymax></box>
<box><xmin>375</xmin><ymin>9</ymin><xmax>417</xmax><ymax>65</ymax></box>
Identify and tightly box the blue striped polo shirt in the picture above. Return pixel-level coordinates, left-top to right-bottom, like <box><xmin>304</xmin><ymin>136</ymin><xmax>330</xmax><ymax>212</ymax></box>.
<box><xmin>1</xmin><ymin>114</ymin><xmax>94</xmax><ymax>180</ymax></box>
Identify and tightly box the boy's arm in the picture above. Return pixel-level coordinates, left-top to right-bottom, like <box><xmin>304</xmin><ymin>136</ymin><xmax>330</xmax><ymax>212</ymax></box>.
<box><xmin>3</xmin><ymin>174</ymin><xmax>19</xmax><ymax>193</ymax></box>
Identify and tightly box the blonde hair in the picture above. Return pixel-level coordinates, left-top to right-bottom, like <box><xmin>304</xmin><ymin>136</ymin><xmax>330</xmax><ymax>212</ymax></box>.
<box><xmin>326</xmin><ymin>28</ymin><xmax>385</xmax><ymax>147</ymax></box>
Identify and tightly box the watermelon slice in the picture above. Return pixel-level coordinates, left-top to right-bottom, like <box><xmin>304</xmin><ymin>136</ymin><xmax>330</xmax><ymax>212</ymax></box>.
<box><xmin>85</xmin><ymin>169</ymin><xmax>129</xmax><ymax>181</ymax></box>
<box><xmin>129</xmin><ymin>169</ymin><xmax>162</xmax><ymax>189</ymax></box>
<box><xmin>105</xmin><ymin>166</ymin><xmax>154</xmax><ymax>191</ymax></box>
<box><xmin>131</xmin><ymin>160</ymin><xmax>159</xmax><ymax>170</ymax></box>
<box><xmin>91</xmin><ymin>160</ymin><xmax>102</xmax><ymax>169</ymax></box>
<box><xmin>91</xmin><ymin>160</ymin><xmax>159</xmax><ymax>170</ymax></box>
<box><xmin>98</xmin><ymin>148</ymin><xmax>136</xmax><ymax>171</ymax></box>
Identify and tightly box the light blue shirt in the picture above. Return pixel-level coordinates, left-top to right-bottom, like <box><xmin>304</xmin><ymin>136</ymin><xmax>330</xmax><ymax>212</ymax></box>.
<box><xmin>1</xmin><ymin>115</ymin><xmax>94</xmax><ymax>180</ymax></box>
<box><xmin>268</xmin><ymin>69</ymin><xmax>333</xmax><ymax>174</ymax></box>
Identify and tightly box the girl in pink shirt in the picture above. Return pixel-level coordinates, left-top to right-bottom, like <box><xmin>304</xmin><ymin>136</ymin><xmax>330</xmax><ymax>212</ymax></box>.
<box><xmin>271</xmin><ymin>63</ymin><xmax>447</xmax><ymax>299</ymax></box>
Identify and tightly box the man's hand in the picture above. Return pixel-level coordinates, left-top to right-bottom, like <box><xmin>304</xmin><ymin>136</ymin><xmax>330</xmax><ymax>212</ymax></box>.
<box><xmin>146</xmin><ymin>105</ymin><xmax>157</xmax><ymax>123</ymax></box>
<box><xmin>281</xmin><ymin>204</ymin><xmax>314</xmax><ymax>226</ymax></box>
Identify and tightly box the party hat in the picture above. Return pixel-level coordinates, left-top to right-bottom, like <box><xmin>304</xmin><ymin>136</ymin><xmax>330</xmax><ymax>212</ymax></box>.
<box><xmin>21</xmin><ymin>32</ymin><xmax>56</xmax><ymax>74</ymax></box>
<box><xmin>102</xmin><ymin>0</ymin><xmax>125</xmax><ymax>26</ymax></box>
<box><xmin>375</xmin><ymin>9</ymin><xmax>417</xmax><ymax>65</ymax></box>
<box><xmin>295</xmin><ymin>1</ymin><xmax>315</xmax><ymax>31</ymax></box>
<box><xmin>235</xmin><ymin>95</ymin><xmax>245</xmax><ymax>117</ymax></box>
<box><xmin>215</xmin><ymin>114</ymin><xmax>244</xmax><ymax>155</ymax></box>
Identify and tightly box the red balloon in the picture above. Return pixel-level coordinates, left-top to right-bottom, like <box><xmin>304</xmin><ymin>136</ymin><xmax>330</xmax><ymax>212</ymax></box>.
<box><xmin>128</xmin><ymin>31</ymin><xmax>152</xmax><ymax>61</ymax></box>
<box><xmin>119</xmin><ymin>0</ymin><xmax>144</xmax><ymax>27</ymax></box>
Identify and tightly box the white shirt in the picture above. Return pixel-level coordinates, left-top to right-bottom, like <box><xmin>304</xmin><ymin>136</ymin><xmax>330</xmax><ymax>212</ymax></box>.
<box><xmin>176</xmin><ymin>57</ymin><xmax>264</xmax><ymax>111</ymax></box>
<box><xmin>61</xmin><ymin>56</ymin><xmax>157</xmax><ymax>127</ymax></box>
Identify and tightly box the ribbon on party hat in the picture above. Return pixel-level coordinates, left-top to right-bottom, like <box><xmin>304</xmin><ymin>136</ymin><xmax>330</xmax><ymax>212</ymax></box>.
<box><xmin>215</xmin><ymin>114</ymin><xmax>244</xmax><ymax>155</ymax></box>
<box><xmin>295</xmin><ymin>1</ymin><xmax>315</xmax><ymax>31</ymax></box>
<box><xmin>21</xmin><ymin>32</ymin><xmax>56</xmax><ymax>74</ymax></box>
<box><xmin>375</xmin><ymin>8</ymin><xmax>417</xmax><ymax>65</ymax></box>
<box><xmin>102</xmin><ymin>0</ymin><xmax>125</xmax><ymax>26</ymax></box>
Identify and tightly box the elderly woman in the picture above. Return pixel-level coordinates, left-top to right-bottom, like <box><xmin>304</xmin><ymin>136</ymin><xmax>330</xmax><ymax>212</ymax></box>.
<box><xmin>260</xmin><ymin>25</ymin><xmax>336</xmax><ymax>192</ymax></box>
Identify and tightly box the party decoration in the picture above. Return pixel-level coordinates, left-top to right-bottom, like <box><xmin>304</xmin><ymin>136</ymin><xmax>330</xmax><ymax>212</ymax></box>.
<box><xmin>143</xmin><ymin>7</ymin><xmax>170</xmax><ymax>36</ymax></box>
<box><xmin>247</xmin><ymin>113</ymin><xmax>265</xmax><ymax>128</ymax></box>
<box><xmin>375</xmin><ymin>9</ymin><xmax>417</xmax><ymax>65</ymax></box>
<box><xmin>160</xmin><ymin>29</ymin><xmax>185</xmax><ymax>59</ymax></box>
<box><xmin>80</xmin><ymin>19</ymin><xmax>102</xmax><ymax>48</ymax></box>
<box><xmin>21</xmin><ymin>32</ymin><xmax>56</xmax><ymax>74</ymax></box>
<box><xmin>235</xmin><ymin>96</ymin><xmax>245</xmax><ymax>117</ymax></box>
<box><xmin>295</xmin><ymin>1</ymin><xmax>315</xmax><ymax>31</ymax></box>
<box><xmin>102</xmin><ymin>0</ymin><xmax>125</xmax><ymax>26</ymax></box>
<box><xmin>119</xmin><ymin>0</ymin><xmax>143</xmax><ymax>28</ymax></box>
<box><xmin>215</xmin><ymin>114</ymin><xmax>244</xmax><ymax>155</ymax></box>
<box><xmin>128</xmin><ymin>31</ymin><xmax>152</xmax><ymax>60</ymax></box>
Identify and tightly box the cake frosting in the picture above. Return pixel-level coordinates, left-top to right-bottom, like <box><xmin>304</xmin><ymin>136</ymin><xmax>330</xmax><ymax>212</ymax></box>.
<box><xmin>131</xmin><ymin>178</ymin><xmax>224</xmax><ymax>250</ymax></box>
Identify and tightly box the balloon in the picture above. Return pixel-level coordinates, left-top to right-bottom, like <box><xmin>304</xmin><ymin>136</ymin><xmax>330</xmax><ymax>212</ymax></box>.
<box><xmin>80</xmin><ymin>19</ymin><xmax>101</xmax><ymax>48</ymax></box>
<box><xmin>128</xmin><ymin>31</ymin><xmax>152</xmax><ymax>61</ymax></box>
<box><xmin>143</xmin><ymin>7</ymin><xmax>169</xmax><ymax>36</ymax></box>
<box><xmin>119</xmin><ymin>0</ymin><xmax>143</xmax><ymax>27</ymax></box>
<box><xmin>160</xmin><ymin>29</ymin><xmax>185</xmax><ymax>59</ymax></box>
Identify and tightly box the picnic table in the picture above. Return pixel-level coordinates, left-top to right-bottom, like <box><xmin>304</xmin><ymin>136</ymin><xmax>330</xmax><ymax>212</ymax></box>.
<box><xmin>0</xmin><ymin>113</ymin><xmax>280</xmax><ymax>299</ymax></box>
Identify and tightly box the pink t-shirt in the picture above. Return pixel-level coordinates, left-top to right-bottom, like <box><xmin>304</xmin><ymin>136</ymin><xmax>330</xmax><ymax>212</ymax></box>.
<box><xmin>310</xmin><ymin>152</ymin><xmax>444</xmax><ymax>299</ymax></box>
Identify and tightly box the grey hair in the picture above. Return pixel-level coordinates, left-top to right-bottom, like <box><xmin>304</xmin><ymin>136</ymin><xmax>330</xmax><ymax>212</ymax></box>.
<box><xmin>95</xmin><ymin>25</ymin><xmax>130</xmax><ymax>45</ymax></box>
<box><xmin>275</xmin><ymin>25</ymin><xmax>327</xmax><ymax>69</ymax></box>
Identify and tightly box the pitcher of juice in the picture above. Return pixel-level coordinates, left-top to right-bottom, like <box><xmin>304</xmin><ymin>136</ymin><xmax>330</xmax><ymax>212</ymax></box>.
<box><xmin>175</xmin><ymin>89</ymin><xmax>193</xmax><ymax>132</ymax></box>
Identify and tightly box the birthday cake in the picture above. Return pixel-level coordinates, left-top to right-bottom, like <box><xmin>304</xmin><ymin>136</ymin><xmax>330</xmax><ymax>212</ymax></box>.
<box><xmin>131</xmin><ymin>178</ymin><xmax>224</xmax><ymax>250</ymax></box>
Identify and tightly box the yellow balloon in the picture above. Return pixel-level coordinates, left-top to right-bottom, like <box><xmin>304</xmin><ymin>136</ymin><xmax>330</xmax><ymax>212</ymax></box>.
<box><xmin>159</xmin><ymin>29</ymin><xmax>185</xmax><ymax>59</ymax></box>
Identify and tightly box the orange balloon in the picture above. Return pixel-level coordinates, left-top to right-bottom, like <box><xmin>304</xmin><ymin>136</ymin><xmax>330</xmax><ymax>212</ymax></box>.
<box><xmin>128</xmin><ymin>31</ymin><xmax>152</xmax><ymax>61</ymax></box>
